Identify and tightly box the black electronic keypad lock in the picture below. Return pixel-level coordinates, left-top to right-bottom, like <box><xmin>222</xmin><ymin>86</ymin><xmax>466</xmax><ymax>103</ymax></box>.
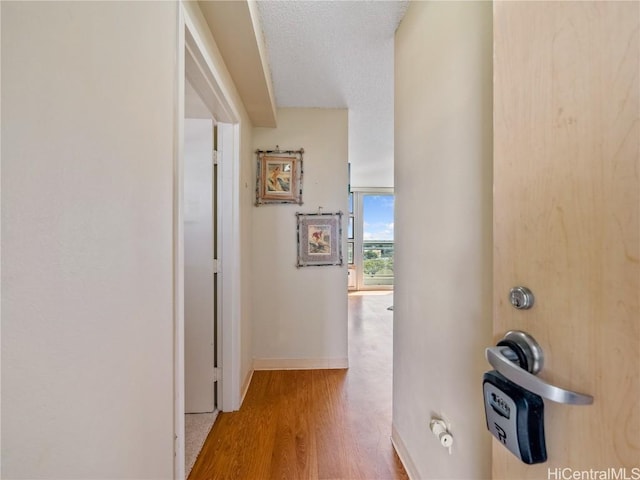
<box><xmin>483</xmin><ymin>370</ymin><xmax>546</xmax><ymax>464</ymax></box>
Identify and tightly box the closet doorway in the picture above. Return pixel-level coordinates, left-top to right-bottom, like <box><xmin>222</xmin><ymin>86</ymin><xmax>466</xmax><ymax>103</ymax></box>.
<box><xmin>175</xmin><ymin>13</ymin><xmax>242</xmax><ymax>478</ymax></box>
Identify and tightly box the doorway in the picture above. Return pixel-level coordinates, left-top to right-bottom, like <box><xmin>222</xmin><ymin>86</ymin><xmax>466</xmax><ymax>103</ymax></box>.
<box><xmin>183</xmin><ymin>99</ymin><xmax>218</xmax><ymax>471</ymax></box>
<box><xmin>175</xmin><ymin>9</ymin><xmax>242</xmax><ymax>479</ymax></box>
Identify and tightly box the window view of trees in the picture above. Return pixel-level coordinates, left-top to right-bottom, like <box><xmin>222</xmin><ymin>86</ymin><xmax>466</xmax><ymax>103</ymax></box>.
<box><xmin>363</xmin><ymin>242</ymin><xmax>393</xmax><ymax>278</ymax></box>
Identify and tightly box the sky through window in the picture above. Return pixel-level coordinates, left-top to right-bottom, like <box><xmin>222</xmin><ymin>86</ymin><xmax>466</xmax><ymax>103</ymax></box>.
<box><xmin>363</xmin><ymin>195</ymin><xmax>394</xmax><ymax>241</ymax></box>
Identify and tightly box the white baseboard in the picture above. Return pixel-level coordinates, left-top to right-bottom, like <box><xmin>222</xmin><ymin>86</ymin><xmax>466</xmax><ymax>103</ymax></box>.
<box><xmin>391</xmin><ymin>424</ymin><xmax>419</xmax><ymax>480</ymax></box>
<box><xmin>253</xmin><ymin>357</ymin><xmax>349</xmax><ymax>370</ymax></box>
<box><xmin>240</xmin><ymin>369</ymin><xmax>253</xmax><ymax>406</ymax></box>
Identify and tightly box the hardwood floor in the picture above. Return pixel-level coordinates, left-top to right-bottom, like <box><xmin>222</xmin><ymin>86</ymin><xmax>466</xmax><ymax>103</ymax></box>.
<box><xmin>188</xmin><ymin>291</ymin><xmax>407</xmax><ymax>480</ymax></box>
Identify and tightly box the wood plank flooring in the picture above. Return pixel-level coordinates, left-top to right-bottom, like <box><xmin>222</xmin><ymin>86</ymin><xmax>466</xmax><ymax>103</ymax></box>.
<box><xmin>188</xmin><ymin>292</ymin><xmax>407</xmax><ymax>480</ymax></box>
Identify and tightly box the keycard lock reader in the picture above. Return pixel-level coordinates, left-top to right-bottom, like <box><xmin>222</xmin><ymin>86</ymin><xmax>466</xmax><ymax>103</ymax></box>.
<box><xmin>483</xmin><ymin>370</ymin><xmax>546</xmax><ymax>464</ymax></box>
<box><xmin>483</xmin><ymin>331</ymin><xmax>594</xmax><ymax>465</ymax></box>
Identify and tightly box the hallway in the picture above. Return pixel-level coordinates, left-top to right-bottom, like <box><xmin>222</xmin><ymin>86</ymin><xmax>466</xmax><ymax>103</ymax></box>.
<box><xmin>188</xmin><ymin>292</ymin><xmax>406</xmax><ymax>479</ymax></box>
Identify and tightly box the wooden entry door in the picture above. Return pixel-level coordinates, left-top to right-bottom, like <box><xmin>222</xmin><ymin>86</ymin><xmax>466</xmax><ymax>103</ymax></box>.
<box><xmin>493</xmin><ymin>2</ymin><xmax>639</xmax><ymax>478</ymax></box>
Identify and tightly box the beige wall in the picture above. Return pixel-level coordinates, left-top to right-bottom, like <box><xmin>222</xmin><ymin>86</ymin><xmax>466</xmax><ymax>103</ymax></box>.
<box><xmin>1</xmin><ymin>1</ymin><xmax>255</xmax><ymax>477</ymax></box>
<box><xmin>1</xmin><ymin>2</ymin><xmax>177</xmax><ymax>477</ymax></box>
<box><xmin>239</xmin><ymin>119</ymin><xmax>255</xmax><ymax>393</ymax></box>
<box><xmin>252</xmin><ymin>108</ymin><xmax>349</xmax><ymax>368</ymax></box>
<box><xmin>393</xmin><ymin>2</ymin><xmax>493</xmax><ymax>478</ymax></box>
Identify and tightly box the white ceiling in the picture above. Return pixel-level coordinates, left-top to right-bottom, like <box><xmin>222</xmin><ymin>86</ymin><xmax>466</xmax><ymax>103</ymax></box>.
<box><xmin>255</xmin><ymin>0</ymin><xmax>409</xmax><ymax>188</ymax></box>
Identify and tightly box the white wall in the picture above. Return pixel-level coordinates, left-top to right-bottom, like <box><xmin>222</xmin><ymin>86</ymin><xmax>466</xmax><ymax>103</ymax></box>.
<box><xmin>252</xmin><ymin>108</ymin><xmax>348</xmax><ymax>368</ymax></box>
<box><xmin>393</xmin><ymin>2</ymin><xmax>493</xmax><ymax>479</ymax></box>
<box><xmin>1</xmin><ymin>2</ymin><xmax>177</xmax><ymax>478</ymax></box>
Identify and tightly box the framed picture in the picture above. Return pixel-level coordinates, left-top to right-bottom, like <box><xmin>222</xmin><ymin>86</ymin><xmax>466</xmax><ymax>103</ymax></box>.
<box><xmin>255</xmin><ymin>148</ymin><xmax>303</xmax><ymax>205</ymax></box>
<box><xmin>296</xmin><ymin>212</ymin><xmax>343</xmax><ymax>267</ymax></box>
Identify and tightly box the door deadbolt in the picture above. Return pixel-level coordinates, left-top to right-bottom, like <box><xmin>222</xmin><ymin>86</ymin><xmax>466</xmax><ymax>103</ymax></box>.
<box><xmin>510</xmin><ymin>286</ymin><xmax>534</xmax><ymax>310</ymax></box>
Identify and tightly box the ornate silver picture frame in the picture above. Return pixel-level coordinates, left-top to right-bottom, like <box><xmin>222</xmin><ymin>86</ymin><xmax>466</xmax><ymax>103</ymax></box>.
<box><xmin>296</xmin><ymin>212</ymin><xmax>343</xmax><ymax>267</ymax></box>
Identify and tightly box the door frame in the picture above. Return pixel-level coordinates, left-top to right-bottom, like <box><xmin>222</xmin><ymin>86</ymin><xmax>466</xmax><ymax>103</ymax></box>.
<box><xmin>174</xmin><ymin>5</ymin><xmax>241</xmax><ymax>479</ymax></box>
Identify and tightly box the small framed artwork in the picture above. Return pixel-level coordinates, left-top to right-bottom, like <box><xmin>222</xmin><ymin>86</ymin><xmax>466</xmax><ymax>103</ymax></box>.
<box><xmin>255</xmin><ymin>148</ymin><xmax>303</xmax><ymax>205</ymax></box>
<box><xmin>296</xmin><ymin>212</ymin><xmax>343</xmax><ymax>267</ymax></box>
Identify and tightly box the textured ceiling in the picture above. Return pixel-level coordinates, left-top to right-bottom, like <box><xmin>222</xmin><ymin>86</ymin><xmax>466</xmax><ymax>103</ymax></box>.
<box><xmin>256</xmin><ymin>0</ymin><xmax>409</xmax><ymax>188</ymax></box>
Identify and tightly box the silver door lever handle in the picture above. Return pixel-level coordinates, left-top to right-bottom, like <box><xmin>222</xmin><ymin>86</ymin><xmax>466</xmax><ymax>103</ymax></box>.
<box><xmin>486</xmin><ymin>346</ymin><xmax>593</xmax><ymax>405</ymax></box>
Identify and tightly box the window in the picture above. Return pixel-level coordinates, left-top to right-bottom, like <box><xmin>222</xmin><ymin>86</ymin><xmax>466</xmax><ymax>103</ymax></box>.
<box><xmin>350</xmin><ymin>190</ymin><xmax>394</xmax><ymax>290</ymax></box>
<box><xmin>362</xmin><ymin>194</ymin><xmax>394</xmax><ymax>287</ymax></box>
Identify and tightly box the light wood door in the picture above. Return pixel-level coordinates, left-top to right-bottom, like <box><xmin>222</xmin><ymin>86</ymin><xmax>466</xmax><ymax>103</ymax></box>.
<box><xmin>493</xmin><ymin>2</ymin><xmax>639</xmax><ymax>478</ymax></box>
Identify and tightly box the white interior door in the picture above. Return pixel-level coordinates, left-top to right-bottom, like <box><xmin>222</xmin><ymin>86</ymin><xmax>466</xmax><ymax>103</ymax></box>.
<box><xmin>184</xmin><ymin>118</ymin><xmax>216</xmax><ymax>414</ymax></box>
